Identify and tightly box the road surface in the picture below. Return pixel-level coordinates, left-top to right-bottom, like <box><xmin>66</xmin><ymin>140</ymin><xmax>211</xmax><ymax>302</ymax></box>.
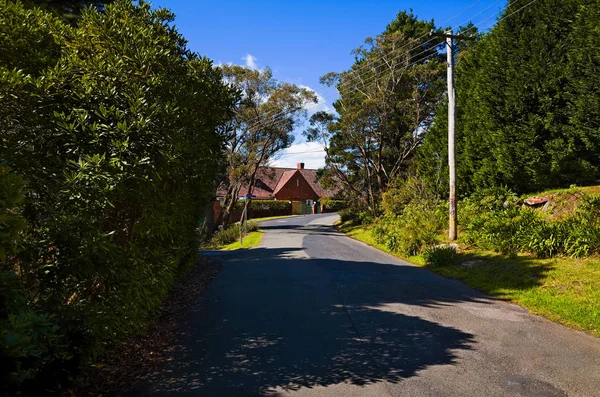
<box><xmin>138</xmin><ymin>214</ymin><xmax>600</xmax><ymax>396</ymax></box>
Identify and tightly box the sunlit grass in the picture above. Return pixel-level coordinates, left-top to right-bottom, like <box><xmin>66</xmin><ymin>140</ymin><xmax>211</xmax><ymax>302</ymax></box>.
<box><xmin>218</xmin><ymin>230</ymin><xmax>263</xmax><ymax>250</ymax></box>
<box><xmin>249</xmin><ymin>215</ymin><xmax>297</xmax><ymax>222</ymax></box>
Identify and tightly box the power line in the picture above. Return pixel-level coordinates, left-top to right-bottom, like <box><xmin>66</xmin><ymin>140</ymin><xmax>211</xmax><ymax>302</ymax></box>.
<box><xmin>242</xmin><ymin>0</ymin><xmax>524</xmax><ymax>133</ymax></box>
<box><xmin>240</xmin><ymin>0</ymin><xmax>502</xmax><ymax>130</ymax></box>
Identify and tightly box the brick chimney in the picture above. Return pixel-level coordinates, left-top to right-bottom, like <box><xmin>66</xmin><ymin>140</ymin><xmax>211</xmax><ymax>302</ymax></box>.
<box><xmin>297</xmin><ymin>162</ymin><xmax>305</xmax><ymax>169</ymax></box>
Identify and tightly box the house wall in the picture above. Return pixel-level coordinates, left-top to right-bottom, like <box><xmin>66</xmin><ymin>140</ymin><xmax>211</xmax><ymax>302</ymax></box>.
<box><xmin>274</xmin><ymin>171</ymin><xmax>320</xmax><ymax>201</ymax></box>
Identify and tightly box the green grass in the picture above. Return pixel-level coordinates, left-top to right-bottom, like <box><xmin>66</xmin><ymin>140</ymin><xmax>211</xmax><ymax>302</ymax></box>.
<box><xmin>217</xmin><ymin>230</ymin><xmax>263</xmax><ymax>250</ymax></box>
<box><xmin>249</xmin><ymin>215</ymin><xmax>297</xmax><ymax>222</ymax></box>
<box><xmin>337</xmin><ymin>221</ymin><xmax>600</xmax><ymax>337</ymax></box>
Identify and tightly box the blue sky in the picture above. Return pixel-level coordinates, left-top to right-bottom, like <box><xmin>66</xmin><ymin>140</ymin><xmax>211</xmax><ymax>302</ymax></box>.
<box><xmin>152</xmin><ymin>0</ymin><xmax>508</xmax><ymax>168</ymax></box>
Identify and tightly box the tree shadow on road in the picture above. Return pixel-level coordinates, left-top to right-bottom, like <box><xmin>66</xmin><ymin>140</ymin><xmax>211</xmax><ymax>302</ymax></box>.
<box><xmin>136</xmin><ymin>247</ymin><xmax>480</xmax><ymax>396</ymax></box>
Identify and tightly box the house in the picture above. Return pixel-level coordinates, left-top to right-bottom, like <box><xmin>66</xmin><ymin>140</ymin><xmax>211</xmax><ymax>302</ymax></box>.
<box><xmin>217</xmin><ymin>163</ymin><xmax>339</xmax><ymax>215</ymax></box>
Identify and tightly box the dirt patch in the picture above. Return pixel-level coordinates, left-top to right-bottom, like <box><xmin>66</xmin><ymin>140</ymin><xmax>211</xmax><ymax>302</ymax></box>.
<box><xmin>65</xmin><ymin>255</ymin><xmax>221</xmax><ymax>397</ymax></box>
<box><xmin>526</xmin><ymin>186</ymin><xmax>600</xmax><ymax>221</ymax></box>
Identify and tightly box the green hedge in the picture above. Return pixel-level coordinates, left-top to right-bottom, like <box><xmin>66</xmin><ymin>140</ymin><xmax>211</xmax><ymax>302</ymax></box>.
<box><xmin>0</xmin><ymin>1</ymin><xmax>233</xmax><ymax>393</ymax></box>
<box><xmin>234</xmin><ymin>199</ymin><xmax>291</xmax><ymax>211</ymax></box>
<box><xmin>319</xmin><ymin>197</ymin><xmax>346</xmax><ymax>210</ymax></box>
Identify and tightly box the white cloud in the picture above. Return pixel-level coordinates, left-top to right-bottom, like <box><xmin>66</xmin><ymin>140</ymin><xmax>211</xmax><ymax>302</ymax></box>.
<box><xmin>213</xmin><ymin>60</ymin><xmax>233</xmax><ymax>68</ymax></box>
<box><xmin>299</xmin><ymin>85</ymin><xmax>332</xmax><ymax>114</ymax></box>
<box><xmin>242</xmin><ymin>54</ymin><xmax>258</xmax><ymax>70</ymax></box>
<box><xmin>270</xmin><ymin>141</ymin><xmax>326</xmax><ymax>169</ymax></box>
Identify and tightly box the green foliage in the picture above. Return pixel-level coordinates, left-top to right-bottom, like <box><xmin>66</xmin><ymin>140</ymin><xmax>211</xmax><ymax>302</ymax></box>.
<box><xmin>1</xmin><ymin>311</ymin><xmax>70</xmax><ymax>385</ymax></box>
<box><xmin>211</xmin><ymin>225</ymin><xmax>241</xmax><ymax>247</ymax></box>
<box><xmin>318</xmin><ymin>197</ymin><xmax>346</xmax><ymax>211</ymax></box>
<box><xmin>382</xmin><ymin>175</ymin><xmax>438</xmax><ymax>215</ymax></box>
<box><xmin>338</xmin><ymin>207</ymin><xmax>373</xmax><ymax>225</ymax></box>
<box><xmin>418</xmin><ymin>0</ymin><xmax>600</xmax><ymax>196</ymax></box>
<box><xmin>463</xmin><ymin>205</ymin><xmax>539</xmax><ymax>255</ymax></box>
<box><xmin>0</xmin><ymin>1</ymin><xmax>234</xmax><ymax>392</ymax></box>
<box><xmin>0</xmin><ymin>167</ymin><xmax>26</xmax><ymax>262</ymax></box>
<box><xmin>210</xmin><ymin>221</ymin><xmax>258</xmax><ymax>247</ymax></box>
<box><xmin>461</xmin><ymin>189</ymin><xmax>600</xmax><ymax>258</ymax></box>
<box><xmin>23</xmin><ymin>0</ymin><xmax>116</xmax><ymax>24</ymax></box>
<box><xmin>423</xmin><ymin>245</ymin><xmax>459</xmax><ymax>268</ymax></box>
<box><xmin>234</xmin><ymin>200</ymin><xmax>291</xmax><ymax>211</ymax></box>
<box><xmin>372</xmin><ymin>202</ymin><xmax>446</xmax><ymax>256</ymax></box>
<box><xmin>312</xmin><ymin>11</ymin><xmax>445</xmax><ymax>212</ymax></box>
<box><xmin>0</xmin><ymin>0</ymin><xmax>69</xmax><ymax>75</ymax></box>
<box><xmin>338</xmin><ymin>208</ymin><xmax>357</xmax><ymax>223</ymax></box>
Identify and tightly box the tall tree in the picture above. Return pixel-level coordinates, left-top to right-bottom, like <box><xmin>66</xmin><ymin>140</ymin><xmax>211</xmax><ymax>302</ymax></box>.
<box><xmin>566</xmin><ymin>0</ymin><xmax>600</xmax><ymax>172</ymax></box>
<box><xmin>216</xmin><ymin>65</ymin><xmax>317</xmax><ymax>227</ymax></box>
<box><xmin>308</xmin><ymin>11</ymin><xmax>445</xmax><ymax>215</ymax></box>
<box><xmin>418</xmin><ymin>0</ymin><xmax>599</xmax><ymax>196</ymax></box>
<box><xmin>27</xmin><ymin>0</ymin><xmax>114</xmax><ymax>22</ymax></box>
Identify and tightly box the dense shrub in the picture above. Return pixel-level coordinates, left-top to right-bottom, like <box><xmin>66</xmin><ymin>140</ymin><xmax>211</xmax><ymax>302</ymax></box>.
<box><xmin>461</xmin><ymin>188</ymin><xmax>600</xmax><ymax>258</ymax></box>
<box><xmin>234</xmin><ymin>200</ymin><xmax>291</xmax><ymax>211</ymax></box>
<box><xmin>423</xmin><ymin>245</ymin><xmax>460</xmax><ymax>267</ymax></box>
<box><xmin>210</xmin><ymin>221</ymin><xmax>258</xmax><ymax>246</ymax></box>
<box><xmin>338</xmin><ymin>207</ymin><xmax>373</xmax><ymax>225</ymax></box>
<box><xmin>382</xmin><ymin>175</ymin><xmax>437</xmax><ymax>215</ymax></box>
<box><xmin>372</xmin><ymin>202</ymin><xmax>446</xmax><ymax>256</ymax></box>
<box><xmin>319</xmin><ymin>197</ymin><xmax>346</xmax><ymax>211</ymax></box>
<box><xmin>338</xmin><ymin>208</ymin><xmax>357</xmax><ymax>223</ymax></box>
<box><xmin>0</xmin><ymin>1</ymin><xmax>233</xmax><ymax>393</ymax></box>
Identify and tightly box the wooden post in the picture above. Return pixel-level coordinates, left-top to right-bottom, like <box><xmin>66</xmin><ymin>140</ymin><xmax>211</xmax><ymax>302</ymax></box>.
<box><xmin>447</xmin><ymin>30</ymin><xmax>457</xmax><ymax>241</ymax></box>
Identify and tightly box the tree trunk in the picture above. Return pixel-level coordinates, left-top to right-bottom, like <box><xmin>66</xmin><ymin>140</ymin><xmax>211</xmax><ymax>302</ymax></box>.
<box><xmin>201</xmin><ymin>198</ymin><xmax>216</xmax><ymax>239</ymax></box>
<box><xmin>217</xmin><ymin>185</ymin><xmax>240</xmax><ymax>230</ymax></box>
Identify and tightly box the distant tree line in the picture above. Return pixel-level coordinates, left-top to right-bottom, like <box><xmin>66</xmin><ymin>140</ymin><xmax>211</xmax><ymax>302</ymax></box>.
<box><xmin>309</xmin><ymin>0</ymin><xmax>600</xmax><ymax>218</ymax></box>
<box><xmin>418</xmin><ymin>0</ymin><xmax>600</xmax><ymax>196</ymax></box>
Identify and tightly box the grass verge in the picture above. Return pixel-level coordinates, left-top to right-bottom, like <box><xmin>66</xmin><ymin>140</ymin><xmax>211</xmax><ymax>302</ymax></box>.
<box><xmin>249</xmin><ymin>215</ymin><xmax>297</xmax><ymax>222</ymax></box>
<box><xmin>218</xmin><ymin>230</ymin><xmax>263</xmax><ymax>250</ymax></box>
<box><xmin>337</xmin><ymin>221</ymin><xmax>600</xmax><ymax>337</ymax></box>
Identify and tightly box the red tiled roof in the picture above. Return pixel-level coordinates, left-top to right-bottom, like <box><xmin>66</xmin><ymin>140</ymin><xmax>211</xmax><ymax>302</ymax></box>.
<box><xmin>273</xmin><ymin>170</ymin><xmax>297</xmax><ymax>195</ymax></box>
<box><xmin>217</xmin><ymin>166</ymin><xmax>338</xmax><ymax>199</ymax></box>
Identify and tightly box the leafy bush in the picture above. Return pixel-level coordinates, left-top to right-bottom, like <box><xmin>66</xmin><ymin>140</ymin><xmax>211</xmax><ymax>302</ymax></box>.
<box><xmin>423</xmin><ymin>245</ymin><xmax>460</xmax><ymax>267</ymax></box>
<box><xmin>246</xmin><ymin>220</ymin><xmax>259</xmax><ymax>233</ymax></box>
<box><xmin>338</xmin><ymin>208</ymin><xmax>357</xmax><ymax>223</ymax></box>
<box><xmin>211</xmin><ymin>225</ymin><xmax>241</xmax><ymax>246</ymax></box>
<box><xmin>0</xmin><ymin>1</ymin><xmax>234</xmax><ymax>393</ymax></box>
<box><xmin>234</xmin><ymin>200</ymin><xmax>291</xmax><ymax>211</ymax></box>
<box><xmin>372</xmin><ymin>202</ymin><xmax>446</xmax><ymax>256</ymax></box>
<box><xmin>461</xmin><ymin>188</ymin><xmax>600</xmax><ymax>258</ymax></box>
<box><xmin>210</xmin><ymin>220</ymin><xmax>258</xmax><ymax>246</ymax></box>
<box><xmin>463</xmin><ymin>206</ymin><xmax>539</xmax><ymax>255</ymax></box>
<box><xmin>382</xmin><ymin>175</ymin><xmax>437</xmax><ymax>215</ymax></box>
<box><xmin>319</xmin><ymin>197</ymin><xmax>346</xmax><ymax>210</ymax></box>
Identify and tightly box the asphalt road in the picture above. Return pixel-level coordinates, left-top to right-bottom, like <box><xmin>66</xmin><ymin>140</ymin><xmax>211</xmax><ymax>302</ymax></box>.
<box><xmin>139</xmin><ymin>214</ymin><xmax>600</xmax><ymax>396</ymax></box>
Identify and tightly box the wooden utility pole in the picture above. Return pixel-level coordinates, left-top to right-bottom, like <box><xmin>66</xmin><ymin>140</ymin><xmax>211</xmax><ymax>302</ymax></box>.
<box><xmin>432</xmin><ymin>29</ymin><xmax>467</xmax><ymax>241</ymax></box>
<box><xmin>446</xmin><ymin>30</ymin><xmax>457</xmax><ymax>241</ymax></box>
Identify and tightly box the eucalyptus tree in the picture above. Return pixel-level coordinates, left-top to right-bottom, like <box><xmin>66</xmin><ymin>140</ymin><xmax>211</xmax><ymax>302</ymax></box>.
<box><xmin>216</xmin><ymin>65</ymin><xmax>317</xmax><ymax>227</ymax></box>
<box><xmin>308</xmin><ymin>11</ymin><xmax>445</xmax><ymax>215</ymax></box>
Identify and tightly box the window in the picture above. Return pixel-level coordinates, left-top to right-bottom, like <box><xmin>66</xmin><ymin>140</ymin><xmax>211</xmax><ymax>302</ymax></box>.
<box><xmin>296</xmin><ymin>179</ymin><xmax>299</xmax><ymax>187</ymax></box>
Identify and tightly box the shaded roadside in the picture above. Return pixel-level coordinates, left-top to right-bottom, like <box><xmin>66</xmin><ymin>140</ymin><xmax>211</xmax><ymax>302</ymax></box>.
<box><xmin>135</xmin><ymin>246</ymin><xmax>478</xmax><ymax>396</ymax></box>
<box><xmin>67</xmin><ymin>256</ymin><xmax>222</xmax><ymax>397</ymax></box>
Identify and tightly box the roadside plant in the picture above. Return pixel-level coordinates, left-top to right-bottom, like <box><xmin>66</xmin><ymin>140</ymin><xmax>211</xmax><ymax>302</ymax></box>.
<box><xmin>0</xmin><ymin>1</ymin><xmax>234</xmax><ymax>392</ymax></box>
<box><xmin>423</xmin><ymin>245</ymin><xmax>460</xmax><ymax>267</ymax></box>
